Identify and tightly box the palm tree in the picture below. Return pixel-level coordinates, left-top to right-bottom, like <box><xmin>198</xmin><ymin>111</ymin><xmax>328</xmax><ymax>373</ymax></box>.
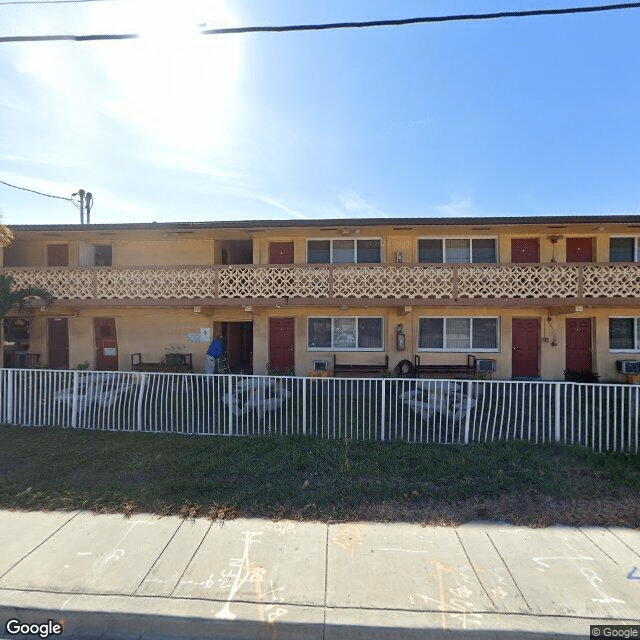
<box><xmin>0</xmin><ymin>209</ymin><xmax>14</xmax><ymax>247</ymax></box>
<box><xmin>0</xmin><ymin>275</ymin><xmax>53</xmax><ymax>367</ymax></box>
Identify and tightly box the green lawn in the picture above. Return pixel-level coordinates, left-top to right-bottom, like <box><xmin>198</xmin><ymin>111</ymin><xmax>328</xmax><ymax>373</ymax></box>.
<box><xmin>1</xmin><ymin>424</ymin><xmax>639</xmax><ymax>527</ymax></box>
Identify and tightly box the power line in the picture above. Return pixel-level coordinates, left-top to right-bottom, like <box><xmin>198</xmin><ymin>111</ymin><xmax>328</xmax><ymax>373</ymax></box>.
<box><xmin>201</xmin><ymin>2</ymin><xmax>640</xmax><ymax>35</ymax></box>
<box><xmin>0</xmin><ymin>178</ymin><xmax>72</xmax><ymax>202</ymax></box>
<box><xmin>0</xmin><ymin>2</ymin><xmax>639</xmax><ymax>42</ymax></box>
<box><xmin>0</xmin><ymin>0</ymin><xmax>114</xmax><ymax>5</ymax></box>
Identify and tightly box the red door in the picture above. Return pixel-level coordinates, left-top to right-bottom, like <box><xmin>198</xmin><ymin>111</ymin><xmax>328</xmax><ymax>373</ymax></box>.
<box><xmin>566</xmin><ymin>238</ymin><xmax>593</xmax><ymax>262</ymax></box>
<box><xmin>512</xmin><ymin>318</ymin><xmax>540</xmax><ymax>378</ymax></box>
<box><xmin>566</xmin><ymin>318</ymin><xmax>592</xmax><ymax>372</ymax></box>
<box><xmin>269</xmin><ymin>242</ymin><xmax>294</xmax><ymax>264</ymax></box>
<box><xmin>48</xmin><ymin>318</ymin><xmax>69</xmax><ymax>369</ymax></box>
<box><xmin>269</xmin><ymin>317</ymin><xmax>295</xmax><ymax>373</ymax></box>
<box><xmin>94</xmin><ymin>318</ymin><xmax>118</xmax><ymax>370</ymax></box>
<box><xmin>47</xmin><ymin>244</ymin><xmax>69</xmax><ymax>266</ymax></box>
<box><xmin>511</xmin><ymin>239</ymin><xmax>540</xmax><ymax>263</ymax></box>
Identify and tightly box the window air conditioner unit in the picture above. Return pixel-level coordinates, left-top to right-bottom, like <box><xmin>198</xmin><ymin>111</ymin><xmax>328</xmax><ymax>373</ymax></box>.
<box><xmin>313</xmin><ymin>360</ymin><xmax>329</xmax><ymax>371</ymax></box>
<box><xmin>616</xmin><ymin>360</ymin><xmax>640</xmax><ymax>374</ymax></box>
<box><xmin>395</xmin><ymin>251</ymin><xmax>404</xmax><ymax>263</ymax></box>
<box><xmin>475</xmin><ymin>359</ymin><xmax>496</xmax><ymax>373</ymax></box>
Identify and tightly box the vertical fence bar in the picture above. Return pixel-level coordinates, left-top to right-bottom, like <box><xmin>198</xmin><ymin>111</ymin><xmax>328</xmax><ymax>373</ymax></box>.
<box><xmin>554</xmin><ymin>383</ymin><xmax>561</xmax><ymax>443</ymax></box>
<box><xmin>463</xmin><ymin>380</ymin><xmax>472</xmax><ymax>444</ymax></box>
<box><xmin>137</xmin><ymin>373</ymin><xmax>147</xmax><ymax>432</ymax></box>
<box><xmin>380</xmin><ymin>378</ymin><xmax>386</xmax><ymax>442</ymax></box>
<box><xmin>7</xmin><ymin>369</ymin><xmax>14</xmax><ymax>425</ymax></box>
<box><xmin>70</xmin><ymin>370</ymin><xmax>78</xmax><ymax>429</ymax></box>
<box><xmin>227</xmin><ymin>375</ymin><xmax>233</xmax><ymax>436</ymax></box>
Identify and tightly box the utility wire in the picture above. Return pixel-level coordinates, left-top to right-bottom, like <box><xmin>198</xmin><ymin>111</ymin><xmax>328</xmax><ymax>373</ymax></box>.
<box><xmin>201</xmin><ymin>2</ymin><xmax>640</xmax><ymax>35</ymax></box>
<box><xmin>1</xmin><ymin>2</ymin><xmax>640</xmax><ymax>42</ymax></box>
<box><xmin>0</xmin><ymin>0</ymin><xmax>113</xmax><ymax>5</ymax></box>
<box><xmin>0</xmin><ymin>178</ymin><xmax>72</xmax><ymax>202</ymax></box>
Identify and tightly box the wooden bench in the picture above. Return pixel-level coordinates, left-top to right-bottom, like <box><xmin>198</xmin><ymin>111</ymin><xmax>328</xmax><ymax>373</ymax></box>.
<box><xmin>333</xmin><ymin>354</ymin><xmax>389</xmax><ymax>378</ymax></box>
<box><xmin>131</xmin><ymin>353</ymin><xmax>193</xmax><ymax>373</ymax></box>
<box><xmin>414</xmin><ymin>354</ymin><xmax>476</xmax><ymax>379</ymax></box>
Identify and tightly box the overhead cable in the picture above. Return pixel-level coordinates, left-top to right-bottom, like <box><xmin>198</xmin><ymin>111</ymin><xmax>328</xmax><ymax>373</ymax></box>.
<box><xmin>1</xmin><ymin>3</ymin><xmax>640</xmax><ymax>43</ymax></box>
<box><xmin>0</xmin><ymin>178</ymin><xmax>72</xmax><ymax>202</ymax></box>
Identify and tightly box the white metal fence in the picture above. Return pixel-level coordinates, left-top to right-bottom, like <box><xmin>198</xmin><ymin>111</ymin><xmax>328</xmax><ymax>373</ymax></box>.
<box><xmin>0</xmin><ymin>369</ymin><xmax>638</xmax><ymax>453</ymax></box>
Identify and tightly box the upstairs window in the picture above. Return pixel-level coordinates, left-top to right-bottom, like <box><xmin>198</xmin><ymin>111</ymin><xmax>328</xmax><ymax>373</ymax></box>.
<box><xmin>418</xmin><ymin>238</ymin><xmax>497</xmax><ymax>263</ymax></box>
<box><xmin>307</xmin><ymin>239</ymin><xmax>381</xmax><ymax>263</ymax></box>
<box><xmin>610</xmin><ymin>237</ymin><xmax>639</xmax><ymax>262</ymax></box>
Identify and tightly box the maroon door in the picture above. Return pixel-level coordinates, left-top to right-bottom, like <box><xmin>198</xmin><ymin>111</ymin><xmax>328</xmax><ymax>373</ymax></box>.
<box><xmin>512</xmin><ymin>318</ymin><xmax>540</xmax><ymax>378</ymax></box>
<box><xmin>269</xmin><ymin>317</ymin><xmax>295</xmax><ymax>373</ymax></box>
<box><xmin>47</xmin><ymin>244</ymin><xmax>69</xmax><ymax>266</ymax></box>
<box><xmin>511</xmin><ymin>239</ymin><xmax>540</xmax><ymax>263</ymax></box>
<box><xmin>566</xmin><ymin>238</ymin><xmax>593</xmax><ymax>262</ymax></box>
<box><xmin>48</xmin><ymin>318</ymin><xmax>69</xmax><ymax>369</ymax></box>
<box><xmin>566</xmin><ymin>318</ymin><xmax>592</xmax><ymax>372</ymax></box>
<box><xmin>94</xmin><ymin>318</ymin><xmax>118</xmax><ymax>370</ymax></box>
<box><xmin>269</xmin><ymin>242</ymin><xmax>294</xmax><ymax>264</ymax></box>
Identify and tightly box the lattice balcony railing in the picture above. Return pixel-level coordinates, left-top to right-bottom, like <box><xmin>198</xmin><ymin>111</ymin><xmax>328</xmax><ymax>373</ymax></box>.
<box><xmin>456</xmin><ymin>265</ymin><xmax>580</xmax><ymax>299</ymax></box>
<box><xmin>1</xmin><ymin>263</ymin><xmax>639</xmax><ymax>303</ymax></box>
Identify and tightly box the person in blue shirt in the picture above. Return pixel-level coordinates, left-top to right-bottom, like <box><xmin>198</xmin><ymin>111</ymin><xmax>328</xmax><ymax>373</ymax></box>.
<box><xmin>206</xmin><ymin>336</ymin><xmax>224</xmax><ymax>373</ymax></box>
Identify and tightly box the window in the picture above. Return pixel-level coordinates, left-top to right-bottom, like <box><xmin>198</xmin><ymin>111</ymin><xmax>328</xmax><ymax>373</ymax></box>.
<box><xmin>418</xmin><ymin>317</ymin><xmax>499</xmax><ymax>351</ymax></box>
<box><xmin>609</xmin><ymin>317</ymin><xmax>640</xmax><ymax>351</ymax></box>
<box><xmin>610</xmin><ymin>237</ymin><xmax>639</xmax><ymax>262</ymax></box>
<box><xmin>418</xmin><ymin>238</ymin><xmax>497</xmax><ymax>263</ymax></box>
<box><xmin>307</xmin><ymin>239</ymin><xmax>381</xmax><ymax>263</ymax></box>
<box><xmin>94</xmin><ymin>245</ymin><xmax>112</xmax><ymax>266</ymax></box>
<box><xmin>308</xmin><ymin>317</ymin><xmax>384</xmax><ymax>350</ymax></box>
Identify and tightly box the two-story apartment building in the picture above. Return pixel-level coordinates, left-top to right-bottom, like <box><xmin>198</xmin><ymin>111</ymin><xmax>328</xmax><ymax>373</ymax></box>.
<box><xmin>1</xmin><ymin>215</ymin><xmax>640</xmax><ymax>381</ymax></box>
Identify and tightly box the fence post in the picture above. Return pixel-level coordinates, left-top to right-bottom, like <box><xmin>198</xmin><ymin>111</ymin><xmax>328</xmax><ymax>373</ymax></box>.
<box><xmin>464</xmin><ymin>380</ymin><xmax>473</xmax><ymax>444</ymax></box>
<box><xmin>302</xmin><ymin>378</ymin><xmax>307</xmax><ymax>435</ymax></box>
<box><xmin>555</xmin><ymin>383</ymin><xmax>561</xmax><ymax>443</ymax></box>
<box><xmin>227</xmin><ymin>375</ymin><xmax>234</xmax><ymax>436</ymax></box>
<box><xmin>137</xmin><ymin>373</ymin><xmax>147</xmax><ymax>432</ymax></box>
<box><xmin>71</xmin><ymin>370</ymin><xmax>78</xmax><ymax>429</ymax></box>
<box><xmin>381</xmin><ymin>379</ymin><xmax>387</xmax><ymax>441</ymax></box>
<box><xmin>7</xmin><ymin>369</ymin><xmax>14</xmax><ymax>425</ymax></box>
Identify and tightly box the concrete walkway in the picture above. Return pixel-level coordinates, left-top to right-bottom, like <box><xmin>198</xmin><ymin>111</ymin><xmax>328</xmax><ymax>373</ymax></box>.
<box><xmin>1</xmin><ymin>509</ymin><xmax>639</xmax><ymax>639</ymax></box>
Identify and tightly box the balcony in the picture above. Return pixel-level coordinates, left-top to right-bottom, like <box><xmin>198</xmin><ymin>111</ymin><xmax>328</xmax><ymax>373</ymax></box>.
<box><xmin>1</xmin><ymin>263</ymin><xmax>639</xmax><ymax>307</ymax></box>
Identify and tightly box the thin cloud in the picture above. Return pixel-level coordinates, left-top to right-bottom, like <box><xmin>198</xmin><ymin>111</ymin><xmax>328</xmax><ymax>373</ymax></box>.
<box><xmin>433</xmin><ymin>196</ymin><xmax>475</xmax><ymax>218</ymax></box>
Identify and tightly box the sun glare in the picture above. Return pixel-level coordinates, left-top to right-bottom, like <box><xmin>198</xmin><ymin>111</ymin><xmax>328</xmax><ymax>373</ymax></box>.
<box><xmin>102</xmin><ymin>0</ymin><xmax>241</xmax><ymax>156</ymax></box>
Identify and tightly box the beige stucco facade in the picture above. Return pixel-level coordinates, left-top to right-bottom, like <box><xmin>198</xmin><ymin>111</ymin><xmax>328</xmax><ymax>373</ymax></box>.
<box><xmin>2</xmin><ymin>215</ymin><xmax>640</xmax><ymax>382</ymax></box>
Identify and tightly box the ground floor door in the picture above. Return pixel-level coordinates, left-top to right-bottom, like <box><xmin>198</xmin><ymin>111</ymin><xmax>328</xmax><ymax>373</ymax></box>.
<box><xmin>512</xmin><ymin>318</ymin><xmax>540</xmax><ymax>378</ymax></box>
<box><xmin>94</xmin><ymin>317</ymin><xmax>118</xmax><ymax>370</ymax></box>
<box><xmin>221</xmin><ymin>322</ymin><xmax>253</xmax><ymax>373</ymax></box>
<box><xmin>269</xmin><ymin>317</ymin><xmax>295</xmax><ymax>374</ymax></box>
<box><xmin>48</xmin><ymin>318</ymin><xmax>69</xmax><ymax>369</ymax></box>
<box><xmin>566</xmin><ymin>318</ymin><xmax>592</xmax><ymax>372</ymax></box>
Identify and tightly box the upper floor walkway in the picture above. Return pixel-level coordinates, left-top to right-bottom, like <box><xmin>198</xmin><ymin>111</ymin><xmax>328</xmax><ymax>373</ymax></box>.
<box><xmin>1</xmin><ymin>261</ymin><xmax>639</xmax><ymax>307</ymax></box>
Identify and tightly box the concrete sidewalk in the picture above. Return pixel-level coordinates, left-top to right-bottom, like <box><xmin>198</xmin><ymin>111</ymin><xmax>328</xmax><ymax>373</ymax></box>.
<box><xmin>0</xmin><ymin>509</ymin><xmax>639</xmax><ymax>639</ymax></box>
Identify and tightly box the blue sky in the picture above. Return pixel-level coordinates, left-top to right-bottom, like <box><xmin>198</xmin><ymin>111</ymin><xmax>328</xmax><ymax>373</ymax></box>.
<box><xmin>0</xmin><ymin>0</ymin><xmax>639</xmax><ymax>226</ymax></box>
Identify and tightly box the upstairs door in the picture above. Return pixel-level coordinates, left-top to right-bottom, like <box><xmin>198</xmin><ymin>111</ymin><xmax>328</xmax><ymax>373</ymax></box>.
<box><xmin>94</xmin><ymin>318</ymin><xmax>118</xmax><ymax>370</ymax></box>
<box><xmin>269</xmin><ymin>242</ymin><xmax>294</xmax><ymax>264</ymax></box>
<box><xmin>512</xmin><ymin>318</ymin><xmax>540</xmax><ymax>378</ymax></box>
<box><xmin>269</xmin><ymin>317</ymin><xmax>295</xmax><ymax>373</ymax></box>
<box><xmin>48</xmin><ymin>318</ymin><xmax>69</xmax><ymax>369</ymax></box>
<box><xmin>511</xmin><ymin>239</ymin><xmax>540</xmax><ymax>263</ymax></box>
<box><xmin>566</xmin><ymin>318</ymin><xmax>592</xmax><ymax>372</ymax></box>
<box><xmin>566</xmin><ymin>238</ymin><xmax>593</xmax><ymax>262</ymax></box>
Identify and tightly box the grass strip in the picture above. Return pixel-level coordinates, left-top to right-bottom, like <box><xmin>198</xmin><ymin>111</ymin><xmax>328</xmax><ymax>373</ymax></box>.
<box><xmin>1</xmin><ymin>425</ymin><xmax>639</xmax><ymax>527</ymax></box>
